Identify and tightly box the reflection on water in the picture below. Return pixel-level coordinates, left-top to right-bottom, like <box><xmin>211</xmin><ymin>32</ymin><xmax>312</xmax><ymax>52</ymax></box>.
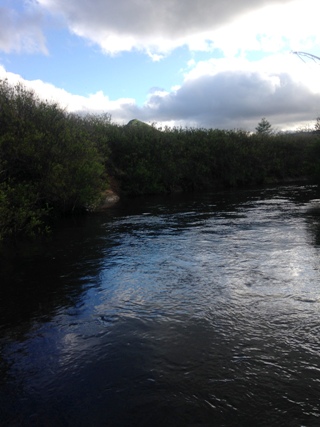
<box><xmin>1</xmin><ymin>184</ymin><xmax>320</xmax><ymax>426</ymax></box>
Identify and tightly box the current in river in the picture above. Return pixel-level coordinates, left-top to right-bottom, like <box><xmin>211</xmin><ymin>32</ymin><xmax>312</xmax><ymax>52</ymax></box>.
<box><xmin>1</xmin><ymin>184</ymin><xmax>320</xmax><ymax>426</ymax></box>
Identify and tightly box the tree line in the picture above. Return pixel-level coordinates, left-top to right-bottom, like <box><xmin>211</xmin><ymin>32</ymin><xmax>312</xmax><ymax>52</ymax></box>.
<box><xmin>0</xmin><ymin>80</ymin><xmax>319</xmax><ymax>239</ymax></box>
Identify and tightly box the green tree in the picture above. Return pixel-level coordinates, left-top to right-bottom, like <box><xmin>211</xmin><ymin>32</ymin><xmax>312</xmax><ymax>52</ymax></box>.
<box><xmin>0</xmin><ymin>80</ymin><xmax>106</xmax><ymax>239</ymax></box>
<box><xmin>255</xmin><ymin>117</ymin><xmax>273</xmax><ymax>135</ymax></box>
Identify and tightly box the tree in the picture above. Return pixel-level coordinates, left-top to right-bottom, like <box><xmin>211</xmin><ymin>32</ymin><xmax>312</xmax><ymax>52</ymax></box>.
<box><xmin>0</xmin><ymin>79</ymin><xmax>106</xmax><ymax>239</ymax></box>
<box><xmin>255</xmin><ymin>117</ymin><xmax>273</xmax><ymax>135</ymax></box>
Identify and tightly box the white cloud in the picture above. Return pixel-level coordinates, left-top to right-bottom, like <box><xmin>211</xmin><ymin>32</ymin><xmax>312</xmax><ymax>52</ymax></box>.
<box><xmin>208</xmin><ymin>0</ymin><xmax>320</xmax><ymax>57</ymax></box>
<box><xmin>139</xmin><ymin>54</ymin><xmax>320</xmax><ymax>130</ymax></box>
<box><xmin>0</xmin><ymin>4</ymin><xmax>47</xmax><ymax>54</ymax></box>
<box><xmin>37</xmin><ymin>0</ymin><xmax>311</xmax><ymax>57</ymax></box>
<box><xmin>2</xmin><ymin>0</ymin><xmax>320</xmax><ymax>59</ymax></box>
<box><xmin>0</xmin><ymin>65</ymin><xmax>138</xmax><ymax>123</ymax></box>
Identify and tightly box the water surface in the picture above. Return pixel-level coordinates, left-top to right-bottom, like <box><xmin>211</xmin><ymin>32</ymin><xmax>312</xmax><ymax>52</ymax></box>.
<box><xmin>1</xmin><ymin>184</ymin><xmax>320</xmax><ymax>426</ymax></box>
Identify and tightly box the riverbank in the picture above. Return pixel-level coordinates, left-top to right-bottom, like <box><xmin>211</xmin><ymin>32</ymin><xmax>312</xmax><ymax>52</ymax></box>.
<box><xmin>98</xmin><ymin>175</ymin><xmax>314</xmax><ymax>210</ymax></box>
<box><xmin>98</xmin><ymin>189</ymin><xmax>120</xmax><ymax>209</ymax></box>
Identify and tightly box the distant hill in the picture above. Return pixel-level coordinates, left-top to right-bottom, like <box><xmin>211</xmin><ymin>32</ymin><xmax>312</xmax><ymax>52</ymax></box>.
<box><xmin>126</xmin><ymin>119</ymin><xmax>158</xmax><ymax>131</ymax></box>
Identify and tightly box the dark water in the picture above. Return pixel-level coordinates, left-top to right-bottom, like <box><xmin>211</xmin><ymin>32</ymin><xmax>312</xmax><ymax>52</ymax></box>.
<box><xmin>1</xmin><ymin>184</ymin><xmax>320</xmax><ymax>426</ymax></box>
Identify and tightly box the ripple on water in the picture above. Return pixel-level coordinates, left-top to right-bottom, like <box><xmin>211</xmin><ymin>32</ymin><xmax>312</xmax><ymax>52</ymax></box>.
<box><xmin>1</xmin><ymin>185</ymin><xmax>320</xmax><ymax>426</ymax></box>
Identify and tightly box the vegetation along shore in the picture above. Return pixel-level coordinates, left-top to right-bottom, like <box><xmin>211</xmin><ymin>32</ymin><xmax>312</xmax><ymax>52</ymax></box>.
<box><xmin>0</xmin><ymin>79</ymin><xmax>319</xmax><ymax>240</ymax></box>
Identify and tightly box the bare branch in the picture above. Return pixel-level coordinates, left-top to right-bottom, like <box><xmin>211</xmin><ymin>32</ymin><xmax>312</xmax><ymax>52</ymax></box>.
<box><xmin>292</xmin><ymin>51</ymin><xmax>320</xmax><ymax>64</ymax></box>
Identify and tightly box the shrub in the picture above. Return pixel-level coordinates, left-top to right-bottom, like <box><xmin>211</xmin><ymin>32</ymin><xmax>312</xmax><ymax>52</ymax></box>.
<box><xmin>0</xmin><ymin>80</ymin><xmax>105</xmax><ymax>239</ymax></box>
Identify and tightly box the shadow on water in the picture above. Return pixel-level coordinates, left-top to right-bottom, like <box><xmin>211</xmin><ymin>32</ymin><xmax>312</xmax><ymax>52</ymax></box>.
<box><xmin>0</xmin><ymin>212</ymin><xmax>120</xmax><ymax>425</ymax></box>
<box><xmin>0</xmin><ymin>212</ymin><xmax>118</xmax><ymax>333</ymax></box>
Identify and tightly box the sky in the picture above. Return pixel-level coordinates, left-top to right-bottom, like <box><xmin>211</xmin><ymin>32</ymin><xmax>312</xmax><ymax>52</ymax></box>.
<box><xmin>1</xmin><ymin>0</ymin><xmax>320</xmax><ymax>131</ymax></box>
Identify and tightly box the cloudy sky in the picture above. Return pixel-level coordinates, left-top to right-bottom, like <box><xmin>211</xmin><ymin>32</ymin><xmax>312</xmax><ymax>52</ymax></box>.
<box><xmin>1</xmin><ymin>0</ymin><xmax>320</xmax><ymax>131</ymax></box>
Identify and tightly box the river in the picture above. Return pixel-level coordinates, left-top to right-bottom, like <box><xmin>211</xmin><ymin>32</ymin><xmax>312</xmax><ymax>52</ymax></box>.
<box><xmin>1</xmin><ymin>184</ymin><xmax>320</xmax><ymax>426</ymax></box>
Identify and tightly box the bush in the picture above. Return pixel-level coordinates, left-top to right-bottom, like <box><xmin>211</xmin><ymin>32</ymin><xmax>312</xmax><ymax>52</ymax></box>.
<box><xmin>0</xmin><ymin>80</ymin><xmax>105</xmax><ymax>239</ymax></box>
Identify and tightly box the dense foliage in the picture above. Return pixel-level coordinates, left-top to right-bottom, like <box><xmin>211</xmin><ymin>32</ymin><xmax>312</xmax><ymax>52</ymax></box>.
<box><xmin>0</xmin><ymin>80</ymin><xmax>105</xmax><ymax>239</ymax></box>
<box><xmin>108</xmin><ymin>123</ymin><xmax>316</xmax><ymax>195</ymax></box>
<box><xmin>0</xmin><ymin>79</ymin><xmax>319</xmax><ymax>239</ymax></box>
